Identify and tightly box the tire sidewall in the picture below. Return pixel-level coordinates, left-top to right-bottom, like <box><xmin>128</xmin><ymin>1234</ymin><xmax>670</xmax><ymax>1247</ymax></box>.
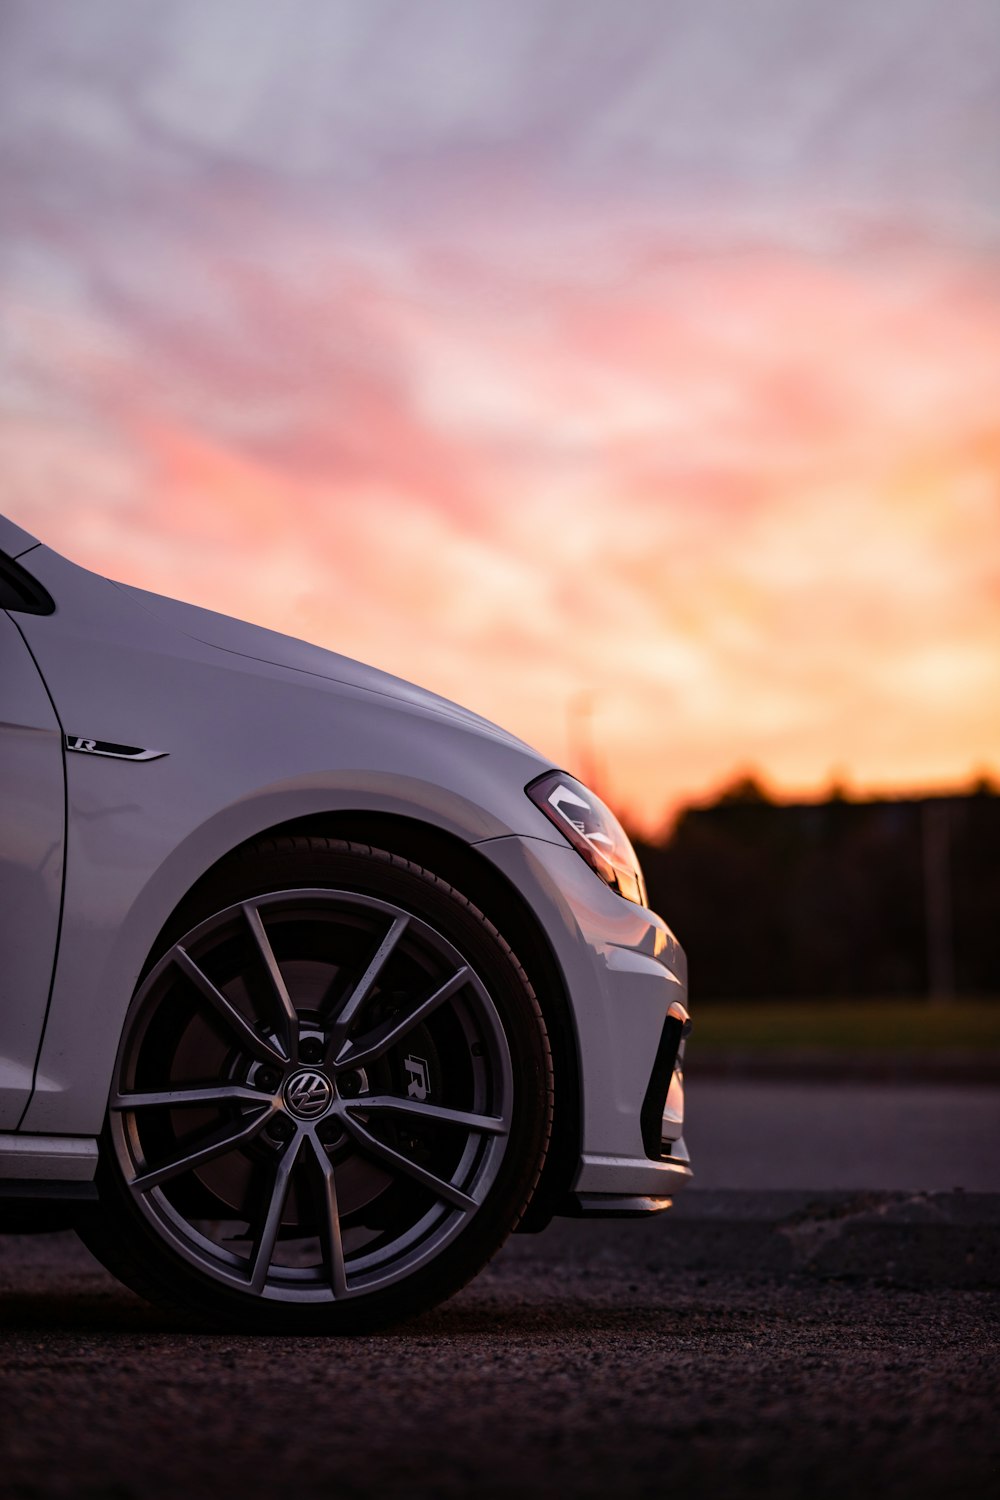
<box><xmin>86</xmin><ymin>840</ymin><xmax>552</xmax><ymax>1333</ymax></box>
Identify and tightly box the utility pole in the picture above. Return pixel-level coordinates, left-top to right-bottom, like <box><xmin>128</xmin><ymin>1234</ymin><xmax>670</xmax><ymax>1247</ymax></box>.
<box><xmin>922</xmin><ymin>799</ymin><xmax>955</xmax><ymax>1004</ymax></box>
<box><xmin>567</xmin><ymin>690</ymin><xmax>599</xmax><ymax>793</ymax></box>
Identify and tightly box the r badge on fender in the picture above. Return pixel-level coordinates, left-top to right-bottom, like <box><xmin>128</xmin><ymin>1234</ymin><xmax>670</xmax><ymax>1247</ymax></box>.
<box><xmin>64</xmin><ymin>735</ymin><xmax>168</xmax><ymax>762</ymax></box>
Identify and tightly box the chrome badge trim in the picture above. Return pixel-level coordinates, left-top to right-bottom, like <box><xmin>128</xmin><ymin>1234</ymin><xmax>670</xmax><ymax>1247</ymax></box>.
<box><xmin>282</xmin><ymin>1069</ymin><xmax>334</xmax><ymax>1120</ymax></box>
<box><xmin>64</xmin><ymin>736</ymin><xmax>168</xmax><ymax>762</ymax></box>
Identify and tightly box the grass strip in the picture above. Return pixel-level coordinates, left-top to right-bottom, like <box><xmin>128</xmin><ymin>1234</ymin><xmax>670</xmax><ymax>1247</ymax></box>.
<box><xmin>690</xmin><ymin>998</ymin><xmax>1000</xmax><ymax>1053</ymax></box>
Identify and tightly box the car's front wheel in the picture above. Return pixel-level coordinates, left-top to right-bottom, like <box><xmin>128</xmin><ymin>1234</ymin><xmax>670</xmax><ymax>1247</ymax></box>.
<box><xmin>80</xmin><ymin>838</ymin><xmax>553</xmax><ymax>1332</ymax></box>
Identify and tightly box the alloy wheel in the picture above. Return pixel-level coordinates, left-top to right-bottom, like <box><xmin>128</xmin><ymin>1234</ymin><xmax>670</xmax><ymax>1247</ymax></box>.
<box><xmin>109</xmin><ymin>889</ymin><xmax>514</xmax><ymax>1302</ymax></box>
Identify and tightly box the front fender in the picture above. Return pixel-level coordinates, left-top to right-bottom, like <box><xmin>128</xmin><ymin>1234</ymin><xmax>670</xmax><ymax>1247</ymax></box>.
<box><xmin>16</xmin><ymin>546</ymin><xmax>557</xmax><ymax>1133</ymax></box>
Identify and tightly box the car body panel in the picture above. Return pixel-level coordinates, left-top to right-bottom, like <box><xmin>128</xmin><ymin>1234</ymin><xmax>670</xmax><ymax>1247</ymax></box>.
<box><xmin>0</xmin><ymin>611</ymin><xmax>65</xmax><ymax>1126</ymax></box>
<box><xmin>0</xmin><ymin>1133</ymin><xmax>97</xmax><ymax>1181</ymax></box>
<box><xmin>119</xmin><ymin>582</ymin><xmax>540</xmax><ymax>752</ymax></box>
<box><xmin>8</xmin><ymin>545</ymin><xmax>560</xmax><ymax>1133</ymax></box>
<box><xmin>2</xmin><ymin>526</ymin><xmax>690</xmax><ymax>1212</ymax></box>
<box><xmin>0</xmin><ymin>515</ymin><xmax>41</xmax><ymax>558</ymax></box>
<box><xmin>477</xmin><ymin>835</ymin><xmax>689</xmax><ymax>1197</ymax></box>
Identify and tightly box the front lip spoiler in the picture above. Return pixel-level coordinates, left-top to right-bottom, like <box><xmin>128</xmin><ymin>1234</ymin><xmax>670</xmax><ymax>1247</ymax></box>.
<box><xmin>567</xmin><ymin>1192</ymin><xmax>676</xmax><ymax>1218</ymax></box>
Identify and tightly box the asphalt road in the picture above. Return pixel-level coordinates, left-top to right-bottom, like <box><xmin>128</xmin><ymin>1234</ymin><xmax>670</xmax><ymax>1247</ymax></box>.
<box><xmin>1</xmin><ymin>1198</ymin><xmax>998</xmax><ymax>1500</ymax></box>
<box><xmin>685</xmin><ymin>1078</ymin><xmax>1000</xmax><ymax>1191</ymax></box>
<box><xmin>3</xmin><ymin>1081</ymin><xmax>997</xmax><ymax>1497</ymax></box>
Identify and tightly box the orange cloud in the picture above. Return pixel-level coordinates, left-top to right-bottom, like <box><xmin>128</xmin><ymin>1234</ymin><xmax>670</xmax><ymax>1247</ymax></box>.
<box><xmin>3</xmin><ymin>220</ymin><xmax>1000</xmax><ymax>832</ymax></box>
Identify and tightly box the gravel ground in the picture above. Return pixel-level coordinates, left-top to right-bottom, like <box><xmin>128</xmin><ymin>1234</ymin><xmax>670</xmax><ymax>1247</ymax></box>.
<box><xmin>1</xmin><ymin>1207</ymin><xmax>998</xmax><ymax>1500</ymax></box>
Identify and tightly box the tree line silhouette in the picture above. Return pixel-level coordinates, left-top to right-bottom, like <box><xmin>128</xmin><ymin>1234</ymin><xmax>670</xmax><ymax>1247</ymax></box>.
<box><xmin>631</xmin><ymin>777</ymin><xmax>1000</xmax><ymax>1001</ymax></box>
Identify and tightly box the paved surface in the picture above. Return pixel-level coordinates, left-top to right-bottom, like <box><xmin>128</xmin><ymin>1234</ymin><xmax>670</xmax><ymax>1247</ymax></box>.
<box><xmin>1</xmin><ymin>1199</ymin><xmax>998</xmax><ymax>1500</ymax></box>
<box><xmin>693</xmin><ymin>1048</ymin><xmax>1000</xmax><ymax>1085</ymax></box>
<box><xmin>685</xmin><ymin>1079</ymin><xmax>1000</xmax><ymax>1191</ymax></box>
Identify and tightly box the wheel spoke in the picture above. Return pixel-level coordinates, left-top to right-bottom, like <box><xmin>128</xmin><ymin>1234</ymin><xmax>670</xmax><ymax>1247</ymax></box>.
<box><xmin>132</xmin><ymin>1106</ymin><xmax>273</xmax><ymax>1192</ymax></box>
<box><xmin>116</xmin><ymin>887</ymin><xmax>514</xmax><ymax>1305</ymax></box>
<box><xmin>242</xmin><ymin>903</ymin><xmax>299</xmax><ymax>1062</ymax></box>
<box><xmin>308</xmin><ymin>1135</ymin><xmax>348</xmax><ymax>1298</ymax></box>
<box><xmin>342</xmin><ymin>1112</ymin><xmax>478</xmax><ymax>1212</ymax></box>
<box><xmin>247</xmin><ymin>1131</ymin><xmax>304</xmax><ymax>1294</ymax></box>
<box><xmin>347</xmin><ymin>1096</ymin><xmax>508</xmax><ymax>1136</ymax></box>
<box><xmin>112</xmin><ymin>1084</ymin><xmax>265</xmax><ymax>1110</ymax></box>
<box><xmin>334</xmin><ymin>966</ymin><xmax>471</xmax><ymax>1071</ymax></box>
<box><xmin>173</xmin><ymin>945</ymin><xmax>287</xmax><ymax>1065</ymax></box>
<box><xmin>324</xmin><ymin>915</ymin><xmax>409</xmax><ymax>1063</ymax></box>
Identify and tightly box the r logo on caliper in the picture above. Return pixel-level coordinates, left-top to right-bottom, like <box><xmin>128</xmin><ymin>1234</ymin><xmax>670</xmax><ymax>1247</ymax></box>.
<box><xmin>404</xmin><ymin>1054</ymin><xmax>430</xmax><ymax>1101</ymax></box>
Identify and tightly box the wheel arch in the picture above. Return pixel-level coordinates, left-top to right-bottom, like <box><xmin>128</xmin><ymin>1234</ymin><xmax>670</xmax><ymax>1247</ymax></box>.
<box><xmin>144</xmin><ymin>809</ymin><xmax>582</xmax><ymax>1230</ymax></box>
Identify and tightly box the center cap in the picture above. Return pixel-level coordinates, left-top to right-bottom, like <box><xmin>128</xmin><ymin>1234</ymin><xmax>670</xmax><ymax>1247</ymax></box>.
<box><xmin>282</xmin><ymin>1068</ymin><xmax>334</xmax><ymax>1120</ymax></box>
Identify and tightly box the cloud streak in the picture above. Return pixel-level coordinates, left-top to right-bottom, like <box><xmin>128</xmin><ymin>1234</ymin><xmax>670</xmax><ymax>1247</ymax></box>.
<box><xmin>2</xmin><ymin>1</ymin><xmax>999</xmax><ymax>828</ymax></box>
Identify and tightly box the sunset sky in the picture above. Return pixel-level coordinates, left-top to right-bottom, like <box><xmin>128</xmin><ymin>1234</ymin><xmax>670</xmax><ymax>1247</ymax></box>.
<box><xmin>2</xmin><ymin>0</ymin><xmax>999</xmax><ymax>832</ymax></box>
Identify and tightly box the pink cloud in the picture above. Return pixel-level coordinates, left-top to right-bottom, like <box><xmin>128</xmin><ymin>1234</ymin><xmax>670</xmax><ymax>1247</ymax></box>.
<box><xmin>3</xmin><ymin>163</ymin><xmax>1000</xmax><ymax>830</ymax></box>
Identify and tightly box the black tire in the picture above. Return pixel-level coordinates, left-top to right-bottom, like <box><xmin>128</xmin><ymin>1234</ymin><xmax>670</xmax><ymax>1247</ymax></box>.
<box><xmin>79</xmin><ymin>838</ymin><xmax>553</xmax><ymax>1333</ymax></box>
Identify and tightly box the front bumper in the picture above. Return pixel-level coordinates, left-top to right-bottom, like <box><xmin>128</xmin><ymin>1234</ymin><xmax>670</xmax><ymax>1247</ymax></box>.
<box><xmin>476</xmin><ymin>833</ymin><xmax>693</xmax><ymax>1216</ymax></box>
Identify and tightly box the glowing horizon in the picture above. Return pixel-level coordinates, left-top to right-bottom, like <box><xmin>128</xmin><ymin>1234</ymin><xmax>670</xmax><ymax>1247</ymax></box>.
<box><xmin>2</xmin><ymin>2</ymin><xmax>999</xmax><ymax>834</ymax></box>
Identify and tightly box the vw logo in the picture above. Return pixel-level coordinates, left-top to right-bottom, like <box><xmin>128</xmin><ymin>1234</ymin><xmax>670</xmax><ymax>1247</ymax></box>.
<box><xmin>282</xmin><ymin>1068</ymin><xmax>334</xmax><ymax>1120</ymax></box>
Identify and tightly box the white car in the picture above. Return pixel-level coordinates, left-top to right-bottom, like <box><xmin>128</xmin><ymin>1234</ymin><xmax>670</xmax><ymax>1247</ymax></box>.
<box><xmin>0</xmin><ymin>513</ymin><xmax>691</xmax><ymax>1332</ymax></box>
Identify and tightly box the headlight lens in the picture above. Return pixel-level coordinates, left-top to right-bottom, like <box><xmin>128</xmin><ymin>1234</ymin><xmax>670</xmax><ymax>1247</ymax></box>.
<box><xmin>526</xmin><ymin>771</ymin><xmax>647</xmax><ymax>906</ymax></box>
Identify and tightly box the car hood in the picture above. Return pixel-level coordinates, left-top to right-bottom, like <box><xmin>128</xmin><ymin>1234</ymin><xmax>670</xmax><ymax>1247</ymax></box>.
<box><xmin>116</xmin><ymin>581</ymin><xmax>539</xmax><ymax>754</ymax></box>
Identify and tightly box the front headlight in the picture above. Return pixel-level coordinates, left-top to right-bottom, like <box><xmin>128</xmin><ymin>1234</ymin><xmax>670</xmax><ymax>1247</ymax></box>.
<box><xmin>526</xmin><ymin>771</ymin><xmax>647</xmax><ymax>906</ymax></box>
